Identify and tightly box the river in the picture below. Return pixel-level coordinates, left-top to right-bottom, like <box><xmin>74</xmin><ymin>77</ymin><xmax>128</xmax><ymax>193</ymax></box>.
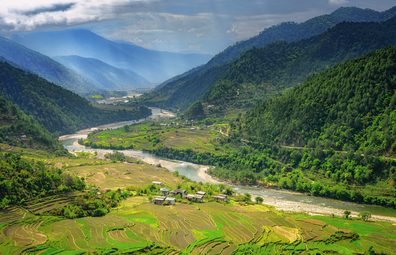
<box><xmin>60</xmin><ymin>107</ymin><xmax>396</xmax><ymax>220</ymax></box>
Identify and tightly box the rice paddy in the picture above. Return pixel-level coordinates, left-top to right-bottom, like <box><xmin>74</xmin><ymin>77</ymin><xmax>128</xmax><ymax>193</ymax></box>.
<box><xmin>1</xmin><ymin>159</ymin><xmax>396</xmax><ymax>254</ymax></box>
<box><xmin>1</xmin><ymin>199</ymin><xmax>396</xmax><ymax>254</ymax></box>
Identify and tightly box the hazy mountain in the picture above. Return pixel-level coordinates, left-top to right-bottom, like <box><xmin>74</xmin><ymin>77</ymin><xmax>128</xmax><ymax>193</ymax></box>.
<box><xmin>150</xmin><ymin>5</ymin><xmax>396</xmax><ymax>101</ymax></box>
<box><xmin>0</xmin><ymin>36</ymin><xmax>99</xmax><ymax>96</ymax></box>
<box><xmin>0</xmin><ymin>60</ymin><xmax>151</xmax><ymax>135</ymax></box>
<box><xmin>138</xmin><ymin>17</ymin><xmax>396</xmax><ymax>111</ymax></box>
<box><xmin>10</xmin><ymin>29</ymin><xmax>213</xmax><ymax>83</ymax></box>
<box><xmin>53</xmin><ymin>55</ymin><xmax>151</xmax><ymax>91</ymax></box>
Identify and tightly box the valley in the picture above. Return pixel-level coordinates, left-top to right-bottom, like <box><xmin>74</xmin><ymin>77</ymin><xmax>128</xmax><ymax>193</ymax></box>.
<box><xmin>1</xmin><ymin>3</ymin><xmax>396</xmax><ymax>254</ymax></box>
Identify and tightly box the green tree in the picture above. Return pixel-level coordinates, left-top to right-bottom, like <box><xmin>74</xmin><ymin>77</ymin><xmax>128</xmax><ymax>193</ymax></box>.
<box><xmin>344</xmin><ymin>210</ymin><xmax>352</xmax><ymax>219</ymax></box>
<box><xmin>358</xmin><ymin>211</ymin><xmax>371</xmax><ymax>221</ymax></box>
<box><xmin>255</xmin><ymin>196</ymin><xmax>264</xmax><ymax>204</ymax></box>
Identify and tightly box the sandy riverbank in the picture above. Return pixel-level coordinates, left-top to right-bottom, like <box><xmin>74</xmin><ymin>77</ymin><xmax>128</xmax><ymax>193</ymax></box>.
<box><xmin>250</xmin><ymin>195</ymin><xmax>396</xmax><ymax>223</ymax></box>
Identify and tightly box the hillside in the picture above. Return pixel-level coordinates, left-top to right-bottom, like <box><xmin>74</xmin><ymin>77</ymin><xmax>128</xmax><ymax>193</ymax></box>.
<box><xmin>0</xmin><ymin>96</ymin><xmax>67</xmax><ymax>154</ymax></box>
<box><xmin>10</xmin><ymin>29</ymin><xmax>213</xmax><ymax>83</ymax></box>
<box><xmin>53</xmin><ymin>55</ymin><xmax>151</xmax><ymax>91</ymax></box>
<box><xmin>142</xmin><ymin>17</ymin><xmax>396</xmax><ymax>111</ymax></box>
<box><xmin>209</xmin><ymin>43</ymin><xmax>396</xmax><ymax>205</ymax></box>
<box><xmin>206</xmin><ymin>6</ymin><xmax>396</xmax><ymax>68</ymax></box>
<box><xmin>0</xmin><ymin>36</ymin><xmax>98</xmax><ymax>96</ymax></box>
<box><xmin>244</xmin><ymin>44</ymin><xmax>396</xmax><ymax>155</ymax></box>
<box><xmin>0</xmin><ymin>60</ymin><xmax>151</xmax><ymax>135</ymax></box>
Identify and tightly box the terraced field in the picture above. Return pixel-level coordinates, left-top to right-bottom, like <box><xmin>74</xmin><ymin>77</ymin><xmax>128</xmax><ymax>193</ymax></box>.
<box><xmin>1</xmin><ymin>201</ymin><xmax>396</xmax><ymax>254</ymax></box>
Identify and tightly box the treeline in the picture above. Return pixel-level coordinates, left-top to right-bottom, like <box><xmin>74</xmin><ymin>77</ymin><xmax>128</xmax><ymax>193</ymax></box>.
<box><xmin>0</xmin><ymin>152</ymin><xmax>85</xmax><ymax>208</ymax></box>
<box><xmin>0</xmin><ymin>60</ymin><xmax>151</xmax><ymax>135</ymax></box>
<box><xmin>0</xmin><ymin>96</ymin><xmax>67</xmax><ymax>154</ymax></box>
<box><xmin>146</xmin><ymin>143</ymin><xmax>396</xmax><ymax>208</ymax></box>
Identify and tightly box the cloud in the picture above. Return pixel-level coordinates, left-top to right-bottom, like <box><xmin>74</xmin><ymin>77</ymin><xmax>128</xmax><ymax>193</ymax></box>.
<box><xmin>19</xmin><ymin>3</ymin><xmax>76</xmax><ymax>16</ymax></box>
<box><xmin>1</xmin><ymin>0</ymin><xmax>395</xmax><ymax>54</ymax></box>
<box><xmin>329</xmin><ymin>0</ymin><xmax>349</xmax><ymax>5</ymax></box>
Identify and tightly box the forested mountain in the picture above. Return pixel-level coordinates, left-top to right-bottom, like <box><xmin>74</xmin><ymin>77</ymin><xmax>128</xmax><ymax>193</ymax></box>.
<box><xmin>0</xmin><ymin>96</ymin><xmax>67</xmax><ymax>154</ymax></box>
<box><xmin>0</xmin><ymin>36</ymin><xmax>99</xmax><ymax>96</ymax></box>
<box><xmin>140</xmin><ymin>6</ymin><xmax>396</xmax><ymax>110</ymax></box>
<box><xmin>10</xmin><ymin>29</ymin><xmax>213</xmax><ymax>83</ymax></box>
<box><xmin>149</xmin><ymin>44</ymin><xmax>396</xmax><ymax>207</ymax></box>
<box><xmin>53</xmin><ymin>55</ymin><xmax>151</xmax><ymax>91</ymax></box>
<box><xmin>141</xmin><ymin>17</ymin><xmax>396</xmax><ymax>111</ymax></box>
<box><xmin>207</xmin><ymin>6</ymin><xmax>396</xmax><ymax>68</ymax></box>
<box><xmin>0</xmin><ymin>61</ymin><xmax>151</xmax><ymax>135</ymax></box>
<box><xmin>244</xmin><ymin>43</ymin><xmax>396</xmax><ymax>155</ymax></box>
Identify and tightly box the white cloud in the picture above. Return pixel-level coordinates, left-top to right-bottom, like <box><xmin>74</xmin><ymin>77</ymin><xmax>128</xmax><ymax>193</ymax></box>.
<box><xmin>329</xmin><ymin>0</ymin><xmax>349</xmax><ymax>5</ymax></box>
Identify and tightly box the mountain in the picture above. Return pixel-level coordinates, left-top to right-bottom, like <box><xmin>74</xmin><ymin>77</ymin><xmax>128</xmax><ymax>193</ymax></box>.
<box><xmin>244</xmin><ymin>43</ymin><xmax>396</xmax><ymax>154</ymax></box>
<box><xmin>143</xmin><ymin>6</ymin><xmax>396</xmax><ymax>109</ymax></box>
<box><xmin>207</xmin><ymin>43</ymin><xmax>396</xmax><ymax>207</ymax></box>
<box><xmin>0</xmin><ymin>96</ymin><xmax>67</xmax><ymax>154</ymax></box>
<box><xmin>0</xmin><ymin>36</ymin><xmax>99</xmax><ymax>96</ymax></box>
<box><xmin>0</xmin><ymin>60</ymin><xmax>151</xmax><ymax>135</ymax></box>
<box><xmin>53</xmin><ymin>55</ymin><xmax>151</xmax><ymax>91</ymax></box>
<box><xmin>10</xmin><ymin>29</ymin><xmax>213</xmax><ymax>83</ymax></box>
<box><xmin>140</xmin><ymin>16</ymin><xmax>396</xmax><ymax>111</ymax></box>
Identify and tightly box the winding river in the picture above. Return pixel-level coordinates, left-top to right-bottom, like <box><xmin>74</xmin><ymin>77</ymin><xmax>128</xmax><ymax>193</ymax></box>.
<box><xmin>60</xmin><ymin>107</ymin><xmax>396</xmax><ymax>219</ymax></box>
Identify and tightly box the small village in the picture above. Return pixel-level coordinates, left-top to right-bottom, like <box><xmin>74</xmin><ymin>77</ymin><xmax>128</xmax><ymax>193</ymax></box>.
<box><xmin>151</xmin><ymin>181</ymin><xmax>228</xmax><ymax>206</ymax></box>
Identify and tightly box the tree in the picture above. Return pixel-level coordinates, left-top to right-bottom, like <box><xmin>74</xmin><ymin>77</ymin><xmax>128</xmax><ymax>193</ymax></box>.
<box><xmin>358</xmin><ymin>211</ymin><xmax>371</xmax><ymax>221</ymax></box>
<box><xmin>344</xmin><ymin>210</ymin><xmax>351</xmax><ymax>219</ymax></box>
<box><xmin>124</xmin><ymin>125</ymin><xmax>130</xmax><ymax>132</ymax></box>
<box><xmin>255</xmin><ymin>196</ymin><xmax>264</xmax><ymax>204</ymax></box>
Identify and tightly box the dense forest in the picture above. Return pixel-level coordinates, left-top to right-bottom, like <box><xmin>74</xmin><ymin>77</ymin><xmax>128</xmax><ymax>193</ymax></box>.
<box><xmin>0</xmin><ymin>61</ymin><xmax>151</xmax><ymax>135</ymax></box>
<box><xmin>137</xmin><ymin>6</ymin><xmax>396</xmax><ymax>111</ymax></box>
<box><xmin>0</xmin><ymin>153</ymin><xmax>85</xmax><ymax>208</ymax></box>
<box><xmin>0</xmin><ymin>96</ymin><xmax>67</xmax><ymax>154</ymax></box>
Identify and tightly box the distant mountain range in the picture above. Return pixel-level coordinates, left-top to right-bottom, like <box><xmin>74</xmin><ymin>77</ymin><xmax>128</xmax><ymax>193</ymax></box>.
<box><xmin>53</xmin><ymin>55</ymin><xmax>151</xmax><ymax>91</ymax></box>
<box><xmin>10</xmin><ymin>29</ymin><xmax>213</xmax><ymax>83</ymax></box>
<box><xmin>138</xmin><ymin>5</ymin><xmax>396</xmax><ymax>110</ymax></box>
<box><xmin>0</xmin><ymin>36</ymin><xmax>99</xmax><ymax>96</ymax></box>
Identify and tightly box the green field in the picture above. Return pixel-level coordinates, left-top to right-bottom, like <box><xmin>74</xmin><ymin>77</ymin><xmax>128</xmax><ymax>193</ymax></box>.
<box><xmin>1</xmin><ymin>145</ymin><xmax>395</xmax><ymax>254</ymax></box>
<box><xmin>82</xmin><ymin>122</ymin><xmax>228</xmax><ymax>154</ymax></box>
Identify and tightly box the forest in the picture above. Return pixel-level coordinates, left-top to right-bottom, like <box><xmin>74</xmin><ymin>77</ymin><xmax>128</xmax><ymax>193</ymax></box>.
<box><xmin>0</xmin><ymin>61</ymin><xmax>151</xmax><ymax>135</ymax></box>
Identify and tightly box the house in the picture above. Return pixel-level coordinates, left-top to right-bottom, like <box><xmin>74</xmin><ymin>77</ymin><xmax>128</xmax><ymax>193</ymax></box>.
<box><xmin>189</xmin><ymin>128</ymin><xmax>196</xmax><ymax>131</ymax></box>
<box><xmin>20</xmin><ymin>135</ymin><xmax>27</xmax><ymax>140</ymax></box>
<box><xmin>152</xmin><ymin>181</ymin><xmax>164</xmax><ymax>186</ymax></box>
<box><xmin>186</xmin><ymin>194</ymin><xmax>204</xmax><ymax>203</ymax></box>
<box><xmin>160</xmin><ymin>188</ymin><xmax>170</xmax><ymax>196</ymax></box>
<box><xmin>153</xmin><ymin>196</ymin><xmax>166</xmax><ymax>205</ymax></box>
<box><xmin>196</xmin><ymin>191</ymin><xmax>206</xmax><ymax>196</ymax></box>
<box><xmin>165</xmin><ymin>197</ymin><xmax>175</xmax><ymax>205</ymax></box>
<box><xmin>99</xmin><ymin>188</ymin><xmax>109</xmax><ymax>193</ymax></box>
<box><xmin>214</xmin><ymin>194</ymin><xmax>228</xmax><ymax>202</ymax></box>
<box><xmin>171</xmin><ymin>189</ymin><xmax>186</xmax><ymax>198</ymax></box>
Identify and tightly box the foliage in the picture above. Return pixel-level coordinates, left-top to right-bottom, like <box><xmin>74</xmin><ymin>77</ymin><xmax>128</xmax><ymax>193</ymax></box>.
<box><xmin>358</xmin><ymin>211</ymin><xmax>372</xmax><ymax>221</ymax></box>
<box><xmin>0</xmin><ymin>152</ymin><xmax>85</xmax><ymax>207</ymax></box>
<box><xmin>0</xmin><ymin>96</ymin><xmax>67</xmax><ymax>153</ymax></box>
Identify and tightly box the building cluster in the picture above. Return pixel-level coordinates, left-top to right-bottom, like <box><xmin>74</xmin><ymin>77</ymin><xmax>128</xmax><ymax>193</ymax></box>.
<box><xmin>151</xmin><ymin>181</ymin><xmax>228</xmax><ymax>206</ymax></box>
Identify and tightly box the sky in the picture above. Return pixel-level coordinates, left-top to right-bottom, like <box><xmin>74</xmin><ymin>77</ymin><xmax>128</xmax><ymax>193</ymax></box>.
<box><xmin>1</xmin><ymin>0</ymin><xmax>395</xmax><ymax>55</ymax></box>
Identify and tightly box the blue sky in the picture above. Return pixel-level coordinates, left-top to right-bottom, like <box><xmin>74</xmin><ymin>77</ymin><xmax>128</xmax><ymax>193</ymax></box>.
<box><xmin>1</xmin><ymin>0</ymin><xmax>395</xmax><ymax>55</ymax></box>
